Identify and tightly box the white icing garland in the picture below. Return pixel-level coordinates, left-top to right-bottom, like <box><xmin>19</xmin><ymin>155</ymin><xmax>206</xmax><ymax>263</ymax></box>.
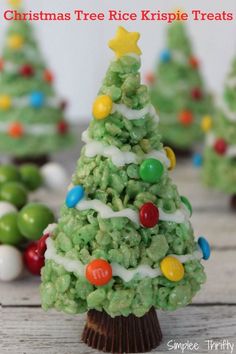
<box><xmin>82</xmin><ymin>130</ymin><xmax>170</xmax><ymax>168</ymax></box>
<box><xmin>0</xmin><ymin>121</ymin><xmax>63</xmax><ymax>136</ymax></box>
<box><xmin>207</xmin><ymin>132</ymin><xmax>236</xmax><ymax>158</ymax></box>
<box><xmin>76</xmin><ymin>199</ymin><xmax>190</xmax><ymax>225</ymax></box>
<box><xmin>0</xmin><ymin>95</ymin><xmax>61</xmax><ymax>109</ymax></box>
<box><xmin>0</xmin><ymin>60</ymin><xmax>45</xmax><ymax>79</ymax></box>
<box><xmin>225</xmin><ymin>76</ymin><xmax>236</xmax><ymax>89</ymax></box>
<box><xmin>217</xmin><ymin>98</ymin><xmax>236</xmax><ymax>122</ymax></box>
<box><xmin>45</xmin><ymin>237</ymin><xmax>202</xmax><ymax>282</ymax></box>
<box><xmin>112</xmin><ymin>103</ymin><xmax>159</xmax><ymax>122</ymax></box>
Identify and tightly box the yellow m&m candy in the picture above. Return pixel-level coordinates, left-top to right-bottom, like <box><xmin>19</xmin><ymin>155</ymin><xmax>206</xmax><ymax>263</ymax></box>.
<box><xmin>8</xmin><ymin>34</ymin><xmax>24</xmax><ymax>50</ymax></box>
<box><xmin>0</xmin><ymin>95</ymin><xmax>11</xmax><ymax>110</ymax></box>
<box><xmin>201</xmin><ymin>115</ymin><xmax>212</xmax><ymax>132</ymax></box>
<box><xmin>164</xmin><ymin>147</ymin><xmax>176</xmax><ymax>170</ymax></box>
<box><xmin>160</xmin><ymin>256</ymin><xmax>184</xmax><ymax>282</ymax></box>
<box><xmin>92</xmin><ymin>95</ymin><xmax>113</xmax><ymax>120</ymax></box>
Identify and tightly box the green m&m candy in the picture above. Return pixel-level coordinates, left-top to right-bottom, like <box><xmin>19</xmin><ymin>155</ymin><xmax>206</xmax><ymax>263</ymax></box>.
<box><xmin>180</xmin><ymin>195</ymin><xmax>192</xmax><ymax>216</ymax></box>
<box><xmin>20</xmin><ymin>164</ymin><xmax>43</xmax><ymax>191</ymax></box>
<box><xmin>139</xmin><ymin>158</ymin><xmax>164</xmax><ymax>183</ymax></box>
<box><xmin>0</xmin><ymin>182</ymin><xmax>28</xmax><ymax>209</ymax></box>
<box><xmin>0</xmin><ymin>165</ymin><xmax>21</xmax><ymax>185</ymax></box>
<box><xmin>17</xmin><ymin>203</ymin><xmax>55</xmax><ymax>241</ymax></box>
<box><xmin>0</xmin><ymin>212</ymin><xmax>23</xmax><ymax>246</ymax></box>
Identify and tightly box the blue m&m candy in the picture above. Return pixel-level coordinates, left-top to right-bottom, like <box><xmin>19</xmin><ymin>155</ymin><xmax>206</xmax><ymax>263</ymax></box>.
<box><xmin>66</xmin><ymin>185</ymin><xmax>84</xmax><ymax>208</ymax></box>
<box><xmin>198</xmin><ymin>237</ymin><xmax>211</xmax><ymax>260</ymax></box>
<box><xmin>160</xmin><ymin>49</ymin><xmax>171</xmax><ymax>63</ymax></box>
<box><xmin>192</xmin><ymin>153</ymin><xmax>203</xmax><ymax>168</ymax></box>
<box><xmin>30</xmin><ymin>91</ymin><xmax>45</xmax><ymax>108</ymax></box>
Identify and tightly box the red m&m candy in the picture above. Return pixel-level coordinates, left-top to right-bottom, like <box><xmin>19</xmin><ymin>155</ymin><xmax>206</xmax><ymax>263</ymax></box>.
<box><xmin>189</xmin><ymin>56</ymin><xmax>199</xmax><ymax>69</ymax></box>
<box><xmin>139</xmin><ymin>202</ymin><xmax>159</xmax><ymax>228</ymax></box>
<box><xmin>57</xmin><ymin>121</ymin><xmax>68</xmax><ymax>135</ymax></box>
<box><xmin>20</xmin><ymin>64</ymin><xmax>34</xmax><ymax>77</ymax></box>
<box><xmin>214</xmin><ymin>138</ymin><xmax>227</xmax><ymax>155</ymax></box>
<box><xmin>86</xmin><ymin>259</ymin><xmax>112</xmax><ymax>286</ymax></box>
<box><xmin>191</xmin><ymin>88</ymin><xmax>202</xmax><ymax>100</ymax></box>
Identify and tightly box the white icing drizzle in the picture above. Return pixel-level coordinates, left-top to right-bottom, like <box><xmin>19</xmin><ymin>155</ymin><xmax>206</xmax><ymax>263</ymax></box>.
<box><xmin>82</xmin><ymin>130</ymin><xmax>170</xmax><ymax>168</ymax></box>
<box><xmin>43</xmin><ymin>223</ymin><xmax>57</xmax><ymax>235</ymax></box>
<box><xmin>77</xmin><ymin>199</ymin><xmax>139</xmax><ymax>224</ymax></box>
<box><xmin>0</xmin><ymin>60</ymin><xmax>47</xmax><ymax>80</ymax></box>
<box><xmin>225</xmin><ymin>76</ymin><xmax>236</xmax><ymax>89</ymax></box>
<box><xmin>45</xmin><ymin>237</ymin><xmax>202</xmax><ymax>283</ymax></box>
<box><xmin>45</xmin><ymin>238</ymin><xmax>85</xmax><ymax>276</ymax></box>
<box><xmin>206</xmin><ymin>132</ymin><xmax>236</xmax><ymax>158</ymax></box>
<box><xmin>9</xmin><ymin>95</ymin><xmax>61</xmax><ymax>109</ymax></box>
<box><xmin>0</xmin><ymin>122</ymin><xmax>59</xmax><ymax>136</ymax></box>
<box><xmin>217</xmin><ymin>98</ymin><xmax>236</xmax><ymax>122</ymax></box>
<box><xmin>84</xmin><ymin>141</ymin><xmax>136</xmax><ymax>167</ymax></box>
<box><xmin>76</xmin><ymin>199</ymin><xmax>189</xmax><ymax>225</ymax></box>
<box><xmin>112</xmin><ymin>103</ymin><xmax>159</xmax><ymax>122</ymax></box>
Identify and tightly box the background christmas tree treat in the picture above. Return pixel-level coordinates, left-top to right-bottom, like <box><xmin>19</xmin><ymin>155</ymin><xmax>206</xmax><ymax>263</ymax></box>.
<box><xmin>203</xmin><ymin>57</ymin><xmax>236</xmax><ymax>210</ymax></box>
<box><xmin>150</xmin><ymin>19</ymin><xmax>213</xmax><ymax>154</ymax></box>
<box><xmin>0</xmin><ymin>0</ymin><xmax>73</xmax><ymax>166</ymax></box>
<box><xmin>40</xmin><ymin>27</ymin><xmax>210</xmax><ymax>353</ymax></box>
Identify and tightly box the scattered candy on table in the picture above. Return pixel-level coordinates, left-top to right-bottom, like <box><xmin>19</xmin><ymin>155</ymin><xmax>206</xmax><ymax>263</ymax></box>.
<box><xmin>18</xmin><ymin>203</ymin><xmax>55</xmax><ymax>240</ymax></box>
<box><xmin>40</xmin><ymin>162</ymin><xmax>68</xmax><ymax>191</ymax></box>
<box><xmin>0</xmin><ymin>212</ymin><xmax>23</xmax><ymax>246</ymax></box>
<box><xmin>0</xmin><ymin>201</ymin><xmax>17</xmax><ymax>218</ymax></box>
<box><xmin>23</xmin><ymin>242</ymin><xmax>45</xmax><ymax>276</ymax></box>
<box><xmin>160</xmin><ymin>256</ymin><xmax>185</xmax><ymax>282</ymax></box>
<box><xmin>0</xmin><ymin>245</ymin><xmax>23</xmax><ymax>281</ymax></box>
<box><xmin>0</xmin><ymin>181</ymin><xmax>28</xmax><ymax>209</ymax></box>
<box><xmin>86</xmin><ymin>259</ymin><xmax>112</xmax><ymax>286</ymax></box>
<box><xmin>20</xmin><ymin>164</ymin><xmax>43</xmax><ymax>191</ymax></box>
<box><xmin>139</xmin><ymin>158</ymin><xmax>164</xmax><ymax>183</ymax></box>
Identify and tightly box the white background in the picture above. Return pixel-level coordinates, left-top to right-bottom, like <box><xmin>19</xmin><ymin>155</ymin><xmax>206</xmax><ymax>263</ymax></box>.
<box><xmin>0</xmin><ymin>0</ymin><xmax>236</xmax><ymax>122</ymax></box>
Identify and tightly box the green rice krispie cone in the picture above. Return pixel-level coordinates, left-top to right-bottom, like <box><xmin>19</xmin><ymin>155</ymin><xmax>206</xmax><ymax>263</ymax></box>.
<box><xmin>203</xmin><ymin>57</ymin><xmax>236</xmax><ymax>209</ymax></box>
<box><xmin>150</xmin><ymin>20</ymin><xmax>213</xmax><ymax>153</ymax></box>
<box><xmin>0</xmin><ymin>1</ymin><xmax>73</xmax><ymax>163</ymax></box>
<box><xmin>40</xmin><ymin>27</ymin><xmax>210</xmax><ymax>353</ymax></box>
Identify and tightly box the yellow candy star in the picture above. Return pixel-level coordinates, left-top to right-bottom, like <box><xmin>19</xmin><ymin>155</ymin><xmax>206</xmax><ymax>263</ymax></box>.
<box><xmin>201</xmin><ymin>115</ymin><xmax>213</xmax><ymax>133</ymax></box>
<box><xmin>8</xmin><ymin>0</ymin><xmax>22</xmax><ymax>8</ymax></box>
<box><xmin>108</xmin><ymin>27</ymin><xmax>142</xmax><ymax>59</ymax></box>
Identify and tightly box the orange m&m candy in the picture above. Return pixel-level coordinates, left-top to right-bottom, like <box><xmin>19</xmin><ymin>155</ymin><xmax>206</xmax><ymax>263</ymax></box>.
<box><xmin>179</xmin><ymin>110</ymin><xmax>194</xmax><ymax>126</ymax></box>
<box><xmin>8</xmin><ymin>122</ymin><xmax>24</xmax><ymax>138</ymax></box>
<box><xmin>86</xmin><ymin>259</ymin><xmax>112</xmax><ymax>286</ymax></box>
